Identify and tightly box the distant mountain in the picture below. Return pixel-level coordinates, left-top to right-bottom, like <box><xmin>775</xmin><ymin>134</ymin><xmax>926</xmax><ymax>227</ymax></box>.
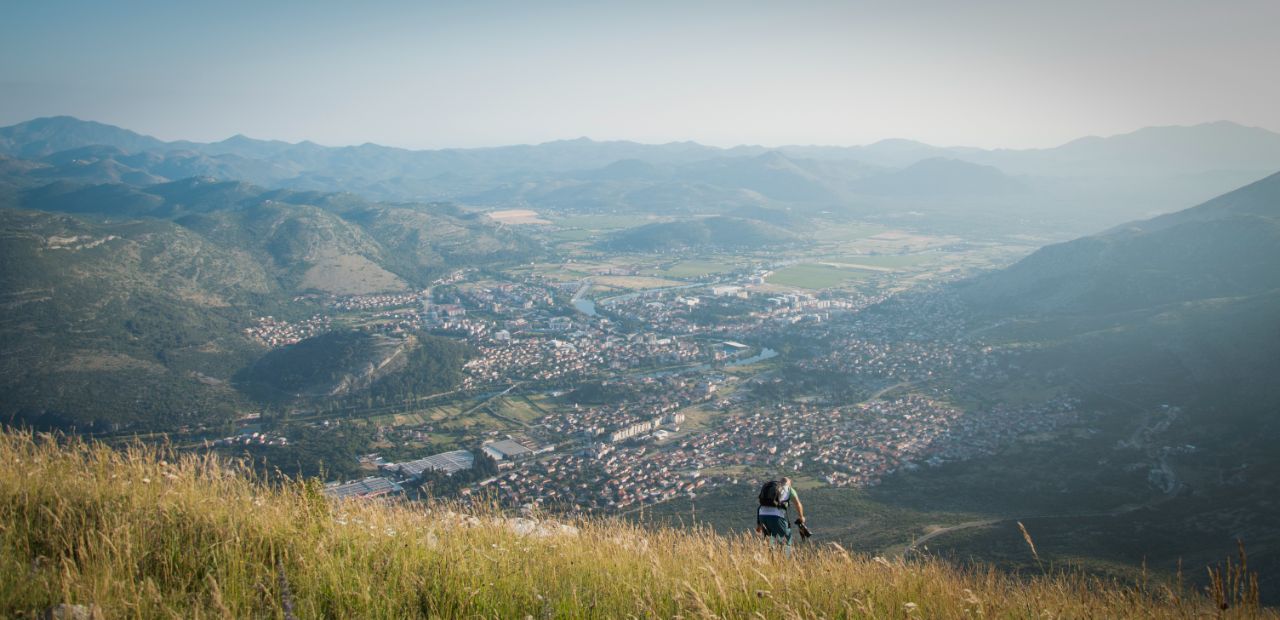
<box><xmin>575</xmin><ymin>158</ymin><xmax>669</xmax><ymax>182</ymax></box>
<box><xmin>4</xmin><ymin>116</ymin><xmax>1280</xmax><ymax>232</ymax></box>
<box><xmin>971</xmin><ymin>121</ymin><xmax>1280</xmax><ymax>177</ymax></box>
<box><xmin>851</xmin><ymin>158</ymin><xmax>1026</xmax><ymax>197</ymax></box>
<box><xmin>478</xmin><ymin>151</ymin><xmax>869</xmax><ymax>215</ymax></box>
<box><xmin>604</xmin><ymin>215</ymin><xmax>801</xmax><ymax>251</ymax></box>
<box><xmin>780</xmin><ymin>139</ymin><xmax>959</xmax><ymax>168</ymax></box>
<box><xmin>675</xmin><ymin>152</ymin><xmax>849</xmax><ymax>204</ymax></box>
<box><xmin>0</xmin><ymin>116</ymin><xmax>173</xmax><ymax>158</ymax></box>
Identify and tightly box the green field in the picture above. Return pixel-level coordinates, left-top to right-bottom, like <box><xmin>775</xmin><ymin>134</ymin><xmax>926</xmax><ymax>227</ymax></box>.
<box><xmin>488</xmin><ymin>396</ymin><xmax>543</xmax><ymax>424</ymax></box>
<box><xmin>654</xmin><ymin>259</ymin><xmax>739</xmax><ymax>278</ymax></box>
<box><xmin>767</xmin><ymin>263</ymin><xmax>872</xmax><ymax>289</ymax></box>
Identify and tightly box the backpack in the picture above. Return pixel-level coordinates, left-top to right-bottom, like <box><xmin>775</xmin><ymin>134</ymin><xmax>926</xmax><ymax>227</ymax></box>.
<box><xmin>758</xmin><ymin>480</ymin><xmax>787</xmax><ymax>508</ymax></box>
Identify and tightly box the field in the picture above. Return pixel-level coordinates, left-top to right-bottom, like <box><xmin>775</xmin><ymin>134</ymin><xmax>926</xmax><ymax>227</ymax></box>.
<box><xmin>486</xmin><ymin>395</ymin><xmax>543</xmax><ymax>425</ymax></box>
<box><xmin>486</xmin><ymin>209</ymin><xmax>550</xmax><ymax>225</ymax></box>
<box><xmin>652</xmin><ymin>259</ymin><xmax>740</xmax><ymax>279</ymax></box>
<box><xmin>830</xmin><ymin>253</ymin><xmax>938</xmax><ymax>269</ymax></box>
<box><xmin>767</xmin><ymin>263</ymin><xmax>874</xmax><ymax>289</ymax></box>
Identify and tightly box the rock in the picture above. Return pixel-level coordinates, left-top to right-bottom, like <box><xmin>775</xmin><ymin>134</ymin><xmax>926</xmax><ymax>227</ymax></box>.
<box><xmin>42</xmin><ymin>604</ymin><xmax>102</xmax><ymax>620</ymax></box>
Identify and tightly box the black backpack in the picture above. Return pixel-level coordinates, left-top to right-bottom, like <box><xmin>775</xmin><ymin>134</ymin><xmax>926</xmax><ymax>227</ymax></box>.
<box><xmin>758</xmin><ymin>480</ymin><xmax>787</xmax><ymax>508</ymax></box>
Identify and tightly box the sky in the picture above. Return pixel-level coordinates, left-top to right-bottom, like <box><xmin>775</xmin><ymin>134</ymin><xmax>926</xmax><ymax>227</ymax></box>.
<box><xmin>2</xmin><ymin>0</ymin><xmax>1278</xmax><ymax>150</ymax></box>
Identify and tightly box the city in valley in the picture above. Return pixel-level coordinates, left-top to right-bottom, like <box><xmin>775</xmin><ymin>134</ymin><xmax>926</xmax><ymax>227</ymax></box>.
<box><xmin>228</xmin><ymin>216</ymin><xmax>1083</xmax><ymax>515</ymax></box>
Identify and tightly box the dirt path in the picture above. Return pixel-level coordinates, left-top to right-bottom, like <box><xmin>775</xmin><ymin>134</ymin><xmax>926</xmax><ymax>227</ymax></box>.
<box><xmin>890</xmin><ymin>496</ymin><xmax>1176</xmax><ymax>557</ymax></box>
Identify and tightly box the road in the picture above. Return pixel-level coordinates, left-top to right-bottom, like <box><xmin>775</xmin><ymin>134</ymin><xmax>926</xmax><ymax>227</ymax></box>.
<box><xmin>868</xmin><ymin>380</ymin><xmax>913</xmax><ymax>401</ymax></box>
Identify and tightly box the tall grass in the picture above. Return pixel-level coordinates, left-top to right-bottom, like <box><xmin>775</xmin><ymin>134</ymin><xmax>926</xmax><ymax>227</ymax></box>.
<box><xmin>0</xmin><ymin>430</ymin><xmax>1269</xmax><ymax>618</ymax></box>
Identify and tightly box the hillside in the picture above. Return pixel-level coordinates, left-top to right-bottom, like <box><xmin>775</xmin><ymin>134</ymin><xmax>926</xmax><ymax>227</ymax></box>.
<box><xmin>0</xmin><ymin>177</ymin><xmax>538</xmax><ymax>431</ymax></box>
<box><xmin>604</xmin><ymin>215</ymin><xmax>801</xmax><ymax>251</ymax></box>
<box><xmin>961</xmin><ymin>173</ymin><xmax>1280</xmax><ymax>466</ymax></box>
<box><xmin>957</xmin><ymin>171</ymin><xmax>1280</xmax><ymax>410</ymax></box>
<box><xmin>236</xmin><ymin>330</ymin><xmax>471</xmax><ymax>404</ymax></box>
<box><xmin>961</xmin><ymin>171</ymin><xmax>1280</xmax><ymax>314</ymax></box>
<box><xmin>0</xmin><ymin>209</ymin><xmax>272</xmax><ymax>430</ymax></box>
<box><xmin>174</xmin><ymin>200</ymin><xmax>407</xmax><ymax>295</ymax></box>
<box><xmin>0</xmin><ymin>430</ymin><xmax>1263</xmax><ymax>618</ymax></box>
<box><xmin>921</xmin><ymin>171</ymin><xmax>1280</xmax><ymax>598</ymax></box>
<box><xmin>8</xmin><ymin>176</ymin><xmax>539</xmax><ymax>292</ymax></box>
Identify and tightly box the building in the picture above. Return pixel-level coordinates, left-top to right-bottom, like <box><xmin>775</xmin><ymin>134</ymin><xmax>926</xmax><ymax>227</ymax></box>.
<box><xmin>324</xmin><ymin>476</ymin><xmax>404</xmax><ymax>500</ymax></box>
<box><xmin>384</xmin><ymin>450</ymin><xmax>475</xmax><ymax>478</ymax></box>
<box><xmin>482</xmin><ymin>439</ymin><xmax>535</xmax><ymax>461</ymax></box>
<box><xmin>438</xmin><ymin>304</ymin><xmax>467</xmax><ymax>318</ymax></box>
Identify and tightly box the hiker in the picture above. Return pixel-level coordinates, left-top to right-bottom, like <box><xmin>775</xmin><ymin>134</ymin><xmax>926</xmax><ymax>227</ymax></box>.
<box><xmin>756</xmin><ymin>477</ymin><xmax>807</xmax><ymax>550</ymax></box>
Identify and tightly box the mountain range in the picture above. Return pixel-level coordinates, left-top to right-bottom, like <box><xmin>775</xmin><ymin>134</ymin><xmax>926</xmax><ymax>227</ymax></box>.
<box><xmin>5</xmin><ymin>117</ymin><xmax>1280</xmax><ymax>235</ymax></box>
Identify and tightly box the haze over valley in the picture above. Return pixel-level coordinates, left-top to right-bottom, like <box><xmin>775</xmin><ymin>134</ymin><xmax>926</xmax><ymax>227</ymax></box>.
<box><xmin>3</xmin><ymin>1</ymin><xmax>1279</xmax><ymax>616</ymax></box>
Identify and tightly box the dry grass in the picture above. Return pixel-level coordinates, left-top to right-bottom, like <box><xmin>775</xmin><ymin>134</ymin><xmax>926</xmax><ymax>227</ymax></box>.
<box><xmin>0</xmin><ymin>430</ymin><xmax>1270</xmax><ymax>618</ymax></box>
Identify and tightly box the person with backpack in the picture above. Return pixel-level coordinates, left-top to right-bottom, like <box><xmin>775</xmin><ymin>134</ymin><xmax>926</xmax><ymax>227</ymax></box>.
<box><xmin>756</xmin><ymin>477</ymin><xmax>807</xmax><ymax>551</ymax></box>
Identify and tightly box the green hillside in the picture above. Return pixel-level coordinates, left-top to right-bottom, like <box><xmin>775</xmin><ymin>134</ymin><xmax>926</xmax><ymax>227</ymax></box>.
<box><xmin>0</xmin><ymin>209</ymin><xmax>272</xmax><ymax>430</ymax></box>
<box><xmin>237</xmin><ymin>330</ymin><xmax>471</xmax><ymax>405</ymax></box>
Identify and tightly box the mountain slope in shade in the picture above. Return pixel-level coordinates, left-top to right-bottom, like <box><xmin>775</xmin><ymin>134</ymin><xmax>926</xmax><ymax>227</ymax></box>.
<box><xmin>955</xmin><ymin>169</ymin><xmax>1280</xmax><ymax>437</ymax></box>
<box><xmin>916</xmin><ymin>172</ymin><xmax>1280</xmax><ymax>601</ymax></box>
<box><xmin>961</xmin><ymin>171</ymin><xmax>1280</xmax><ymax>314</ymax></box>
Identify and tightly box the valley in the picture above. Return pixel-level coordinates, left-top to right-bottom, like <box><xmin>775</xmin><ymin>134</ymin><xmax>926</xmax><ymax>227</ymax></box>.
<box><xmin>2</xmin><ymin>117</ymin><xmax>1279</xmax><ymax>604</ymax></box>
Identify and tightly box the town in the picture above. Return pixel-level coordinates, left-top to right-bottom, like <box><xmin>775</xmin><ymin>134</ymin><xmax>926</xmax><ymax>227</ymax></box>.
<box><xmin>264</xmin><ymin>256</ymin><xmax>1093</xmax><ymax>514</ymax></box>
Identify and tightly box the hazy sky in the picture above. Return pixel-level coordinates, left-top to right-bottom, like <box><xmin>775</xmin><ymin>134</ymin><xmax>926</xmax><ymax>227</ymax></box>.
<box><xmin>3</xmin><ymin>0</ymin><xmax>1278</xmax><ymax>150</ymax></box>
